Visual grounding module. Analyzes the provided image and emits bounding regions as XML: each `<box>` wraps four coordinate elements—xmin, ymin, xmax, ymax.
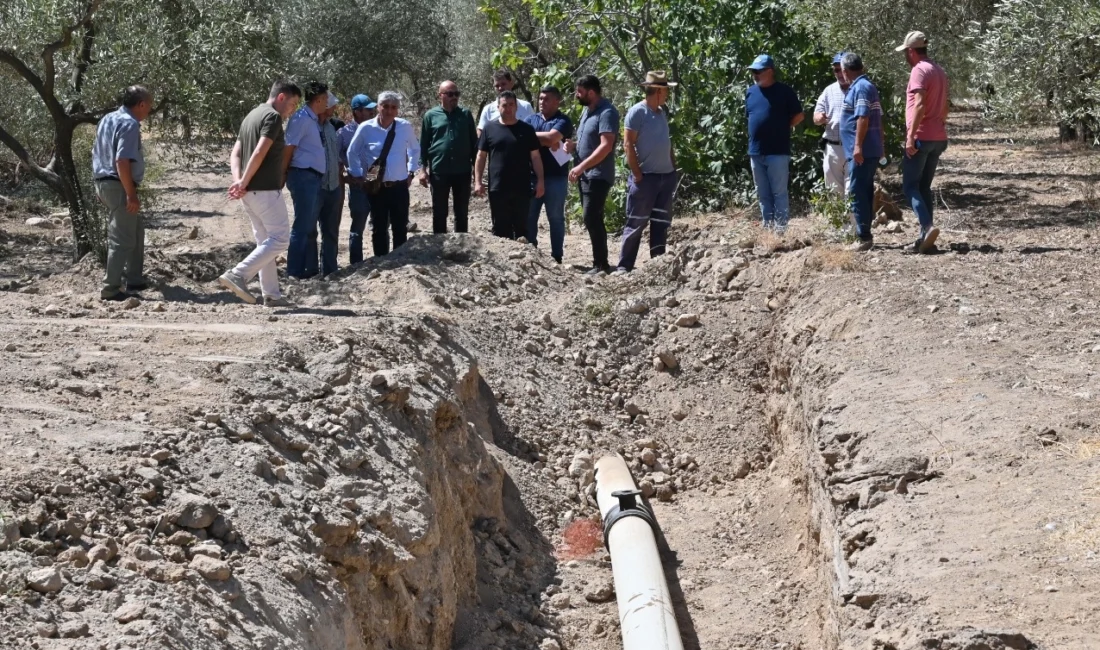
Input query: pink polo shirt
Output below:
<box><xmin>906</xmin><ymin>59</ymin><xmax>949</xmax><ymax>141</ymax></box>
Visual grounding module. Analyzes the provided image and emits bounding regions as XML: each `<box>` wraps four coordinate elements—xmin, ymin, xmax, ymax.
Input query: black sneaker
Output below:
<box><xmin>126</xmin><ymin>282</ymin><xmax>149</xmax><ymax>292</ymax></box>
<box><xmin>918</xmin><ymin>227</ymin><xmax>940</xmax><ymax>254</ymax></box>
<box><xmin>102</xmin><ymin>291</ymin><xmax>132</xmax><ymax>302</ymax></box>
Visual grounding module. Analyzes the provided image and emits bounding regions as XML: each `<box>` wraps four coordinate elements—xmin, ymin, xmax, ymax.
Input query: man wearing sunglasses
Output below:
<box><xmin>419</xmin><ymin>81</ymin><xmax>478</xmax><ymax>234</ymax></box>
<box><xmin>745</xmin><ymin>54</ymin><xmax>804</xmax><ymax>234</ymax></box>
<box><xmin>813</xmin><ymin>53</ymin><xmax>851</xmax><ymax>196</ymax></box>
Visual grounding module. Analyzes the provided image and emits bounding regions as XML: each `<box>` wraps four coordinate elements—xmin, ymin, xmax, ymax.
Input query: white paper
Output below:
<box><xmin>550</xmin><ymin>144</ymin><xmax>572</xmax><ymax>167</ymax></box>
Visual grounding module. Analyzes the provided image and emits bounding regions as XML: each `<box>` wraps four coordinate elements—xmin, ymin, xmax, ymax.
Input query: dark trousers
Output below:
<box><xmin>309</xmin><ymin>186</ymin><xmax>343</xmax><ymax>276</ymax></box>
<box><xmin>847</xmin><ymin>158</ymin><xmax>878</xmax><ymax>241</ymax></box>
<box><xmin>370</xmin><ymin>183</ymin><xmax>410</xmax><ymax>256</ymax></box>
<box><xmin>348</xmin><ymin>185</ymin><xmax>371</xmax><ymax>264</ymax></box>
<box><xmin>286</xmin><ymin>167</ymin><xmax>322</xmax><ymax>278</ymax></box>
<box><xmin>430</xmin><ymin>172</ymin><xmax>472</xmax><ymax>234</ymax></box>
<box><xmin>488</xmin><ymin>190</ymin><xmax>530</xmax><ymax>240</ymax></box>
<box><xmin>579</xmin><ymin>177</ymin><xmax>611</xmax><ymax>270</ymax></box>
<box><xmin>618</xmin><ymin>172</ymin><xmax>676</xmax><ymax>271</ymax></box>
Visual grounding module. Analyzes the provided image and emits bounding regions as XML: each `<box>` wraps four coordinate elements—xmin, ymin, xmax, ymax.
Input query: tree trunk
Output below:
<box><xmin>1059</xmin><ymin>118</ymin><xmax>1098</xmax><ymax>146</ymax></box>
<box><xmin>54</xmin><ymin>120</ymin><xmax>97</xmax><ymax>262</ymax></box>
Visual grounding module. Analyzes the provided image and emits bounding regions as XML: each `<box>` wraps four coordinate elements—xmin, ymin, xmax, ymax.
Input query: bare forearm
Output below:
<box><xmin>531</xmin><ymin>154</ymin><xmax>544</xmax><ymax>183</ymax></box>
<box><xmin>474</xmin><ymin>151</ymin><xmax>487</xmax><ymax>184</ymax></box>
<box><xmin>230</xmin><ymin>141</ymin><xmax>243</xmax><ymax>181</ymax></box>
<box><xmin>116</xmin><ymin>159</ymin><xmax>137</xmax><ymax>197</ymax></box>
<box><xmin>855</xmin><ymin>117</ymin><xmax>869</xmax><ymax>148</ymax></box>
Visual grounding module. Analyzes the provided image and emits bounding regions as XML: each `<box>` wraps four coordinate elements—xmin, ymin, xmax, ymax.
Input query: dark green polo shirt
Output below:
<box><xmin>419</xmin><ymin>106</ymin><xmax>477</xmax><ymax>176</ymax></box>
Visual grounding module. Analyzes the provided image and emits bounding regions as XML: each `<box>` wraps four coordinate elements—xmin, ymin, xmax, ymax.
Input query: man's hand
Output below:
<box><xmin>418</xmin><ymin>170</ymin><xmax>430</xmax><ymax>187</ymax></box>
<box><xmin>631</xmin><ymin>169</ymin><xmax>643</xmax><ymax>184</ymax></box>
<box><xmin>905</xmin><ymin>138</ymin><xmax>918</xmax><ymax>157</ymax></box>
<box><xmin>853</xmin><ymin>146</ymin><xmax>864</xmax><ymax>165</ymax></box>
<box><xmin>406</xmin><ymin>174</ymin><xmax>414</xmax><ymax>187</ymax></box>
<box><xmin>568</xmin><ymin>166</ymin><xmax>584</xmax><ymax>183</ymax></box>
<box><xmin>125</xmin><ymin>193</ymin><xmax>140</xmax><ymax>214</ymax></box>
<box><xmin>228</xmin><ymin>181</ymin><xmax>245</xmax><ymax>200</ymax></box>
<box><xmin>535</xmin><ymin>180</ymin><xmax>545</xmax><ymax>199</ymax></box>
<box><xmin>563</xmin><ymin>139</ymin><xmax>575</xmax><ymax>154</ymax></box>
<box><xmin>474</xmin><ymin>182</ymin><xmax>486</xmax><ymax>197</ymax></box>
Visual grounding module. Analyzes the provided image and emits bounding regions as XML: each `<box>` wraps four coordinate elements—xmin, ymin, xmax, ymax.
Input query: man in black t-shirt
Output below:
<box><xmin>475</xmin><ymin>91</ymin><xmax>545</xmax><ymax>240</ymax></box>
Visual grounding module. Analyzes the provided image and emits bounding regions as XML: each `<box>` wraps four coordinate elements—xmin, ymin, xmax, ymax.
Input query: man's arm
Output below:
<box><xmin>790</xmin><ymin>112</ymin><xmax>805</xmax><ymax>128</ymax></box>
<box><xmin>405</xmin><ymin>122</ymin><xmax>421</xmax><ymax>186</ymax></box>
<box><xmin>569</xmin><ymin>132</ymin><xmax>615</xmax><ymax>183</ymax></box>
<box><xmin>229</xmin><ymin>137</ymin><xmax>274</xmax><ymax>199</ymax></box>
<box><xmin>534</xmin><ymin>129</ymin><xmax>564</xmax><ymax>149</ymax></box>
<box><xmin>467</xmin><ymin>111</ymin><xmax>478</xmax><ymax>167</ymax></box>
<box><xmin>624</xmin><ymin>129</ymin><xmax>643</xmax><ymax>182</ymax></box>
<box><xmin>418</xmin><ymin>114</ymin><xmax>432</xmax><ymax>184</ymax></box>
<box><xmin>853</xmin><ymin>116</ymin><xmax>869</xmax><ymax>164</ymax></box>
<box><xmin>474</xmin><ymin>150</ymin><xmax>488</xmax><ymax>196</ymax></box>
<box><xmin>116</xmin><ymin>158</ymin><xmax>140</xmax><ymax>214</ymax></box>
<box><xmin>346</xmin><ymin>124</ymin><xmax>367</xmax><ymax>178</ymax></box>
<box><xmin>281</xmin><ymin>146</ymin><xmax>295</xmax><ymax>183</ymax></box>
<box><xmin>906</xmin><ymin>89</ymin><xmax>926</xmax><ymax>155</ymax></box>
<box><xmin>813</xmin><ymin>91</ymin><xmax>829</xmax><ymax>126</ymax></box>
<box><xmin>230</xmin><ymin>140</ymin><xmax>243</xmax><ymax>182</ymax></box>
<box><xmin>530</xmin><ymin>150</ymin><xmax>545</xmax><ymax>198</ymax></box>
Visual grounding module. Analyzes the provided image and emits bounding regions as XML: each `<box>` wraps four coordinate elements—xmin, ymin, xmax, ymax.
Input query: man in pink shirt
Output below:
<box><xmin>897</xmin><ymin>30</ymin><xmax>949</xmax><ymax>253</ymax></box>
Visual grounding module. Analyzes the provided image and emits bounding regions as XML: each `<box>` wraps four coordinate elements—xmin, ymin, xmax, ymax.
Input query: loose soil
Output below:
<box><xmin>0</xmin><ymin>111</ymin><xmax>1096</xmax><ymax>650</ymax></box>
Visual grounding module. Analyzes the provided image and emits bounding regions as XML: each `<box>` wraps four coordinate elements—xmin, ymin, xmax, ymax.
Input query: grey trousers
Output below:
<box><xmin>95</xmin><ymin>180</ymin><xmax>144</xmax><ymax>296</ymax></box>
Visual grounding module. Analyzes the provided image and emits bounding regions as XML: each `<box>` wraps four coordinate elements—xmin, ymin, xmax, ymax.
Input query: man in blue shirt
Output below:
<box><xmin>92</xmin><ymin>85</ymin><xmax>153</xmax><ymax>300</ymax></box>
<box><xmin>567</xmin><ymin>75</ymin><xmax>619</xmax><ymax>274</ymax></box>
<box><xmin>839</xmin><ymin>53</ymin><xmax>885</xmax><ymax>251</ymax></box>
<box><xmin>282</xmin><ymin>81</ymin><xmax>328</xmax><ymax>278</ymax></box>
<box><xmin>617</xmin><ymin>70</ymin><xmax>678</xmax><ymax>274</ymax></box>
<box><xmin>745</xmin><ymin>54</ymin><xmax>804</xmax><ymax>234</ymax></box>
<box><xmin>524</xmin><ymin>86</ymin><xmax>573</xmax><ymax>263</ymax></box>
<box><xmin>339</xmin><ymin>94</ymin><xmax>377</xmax><ymax>265</ymax></box>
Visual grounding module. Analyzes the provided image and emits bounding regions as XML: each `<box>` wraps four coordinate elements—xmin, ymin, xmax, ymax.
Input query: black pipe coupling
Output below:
<box><xmin>601</xmin><ymin>488</ymin><xmax>657</xmax><ymax>551</ymax></box>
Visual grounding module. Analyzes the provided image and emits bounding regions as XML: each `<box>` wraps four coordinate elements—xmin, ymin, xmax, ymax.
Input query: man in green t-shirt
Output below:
<box><xmin>219</xmin><ymin>80</ymin><xmax>301</xmax><ymax>307</ymax></box>
<box><xmin>417</xmin><ymin>80</ymin><xmax>477</xmax><ymax>234</ymax></box>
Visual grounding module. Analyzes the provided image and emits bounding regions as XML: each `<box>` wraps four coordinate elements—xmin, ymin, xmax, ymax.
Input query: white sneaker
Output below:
<box><xmin>218</xmin><ymin>271</ymin><xmax>256</xmax><ymax>304</ymax></box>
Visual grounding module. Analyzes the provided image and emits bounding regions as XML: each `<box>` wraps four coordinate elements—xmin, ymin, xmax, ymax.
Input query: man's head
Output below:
<box><xmin>438</xmin><ymin>80</ymin><xmax>461</xmax><ymax>110</ymax></box>
<box><xmin>574</xmin><ymin>75</ymin><xmax>601</xmax><ymax>107</ymax></box>
<box><xmin>640</xmin><ymin>71</ymin><xmax>675</xmax><ymax>105</ymax></box>
<box><xmin>350</xmin><ymin>94</ymin><xmax>377</xmax><ymax>122</ymax></box>
<box><xmin>492</xmin><ymin>69</ymin><xmax>515</xmax><ymax>93</ymax></box>
<box><xmin>497</xmin><ymin>90</ymin><xmax>518</xmax><ymax>122</ymax></box>
<box><xmin>303</xmin><ymin>81</ymin><xmax>329</xmax><ymax>113</ymax></box>
<box><xmin>832</xmin><ymin>52</ymin><xmax>848</xmax><ymax>86</ymax></box>
<box><xmin>318</xmin><ymin>91</ymin><xmax>339</xmax><ymax>121</ymax></box>
<box><xmin>268</xmin><ymin>80</ymin><xmax>302</xmax><ymax>118</ymax></box>
<box><xmin>121</xmin><ymin>85</ymin><xmax>153</xmax><ymax>121</ymax></box>
<box><xmin>840</xmin><ymin>53</ymin><xmax>864</xmax><ymax>85</ymax></box>
<box><xmin>895</xmin><ymin>31</ymin><xmax>929</xmax><ymax>67</ymax></box>
<box><xmin>538</xmin><ymin>86</ymin><xmax>561</xmax><ymax>116</ymax></box>
<box><xmin>376</xmin><ymin>91</ymin><xmax>401</xmax><ymax>123</ymax></box>
<box><xmin>748</xmin><ymin>54</ymin><xmax>776</xmax><ymax>87</ymax></box>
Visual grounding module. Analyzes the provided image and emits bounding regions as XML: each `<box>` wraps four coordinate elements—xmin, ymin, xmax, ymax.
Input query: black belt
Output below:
<box><xmin>94</xmin><ymin>176</ymin><xmax>120</xmax><ymax>182</ymax></box>
<box><xmin>824</xmin><ymin>139</ymin><xmax>841</xmax><ymax>146</ymax></box>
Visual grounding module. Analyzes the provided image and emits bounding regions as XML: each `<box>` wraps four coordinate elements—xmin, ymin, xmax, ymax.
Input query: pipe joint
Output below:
<box><xmin>602</xmin><ymin>488</ymin><xmax>656</xmax><ymax>550</ymax></box>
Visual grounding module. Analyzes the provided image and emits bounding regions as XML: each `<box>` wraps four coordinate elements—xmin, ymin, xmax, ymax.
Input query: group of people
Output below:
<box><xmin>89</xmin><ymin>29</ymin><xmax>948</xmax><ymax>304</ymax></box>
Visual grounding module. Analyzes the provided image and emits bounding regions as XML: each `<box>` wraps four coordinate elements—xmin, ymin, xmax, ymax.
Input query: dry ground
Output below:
<box><xmin>0</xmin><ymin>111</ymin><xmax>1096</xmax><ymax>650</ymax></box>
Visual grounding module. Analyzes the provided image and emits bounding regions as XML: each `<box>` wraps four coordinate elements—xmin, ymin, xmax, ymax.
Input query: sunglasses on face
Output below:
<box><xmin>442</xmin><ymin>91</ymin><xmax>461</xmax><ymax>98</ymax></box>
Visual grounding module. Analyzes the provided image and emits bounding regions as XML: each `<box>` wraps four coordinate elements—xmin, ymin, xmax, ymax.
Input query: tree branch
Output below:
<box><xmin>0</xmin><ymin>122</ymin><xmax>63</xmax><ymax>193</ymax></box>
<box><xmin>593</xmin><ymin>22</ymin><xmax>642</xmax><ymax>83</ymax></box>
<box><xmin>42</xmin><ymin>0</ymin><xmax>102</xmax><ymax>98</ymax></box>
<box><xmin>0</xmin><ymin>49</ymin><xmax>68</xmax><ymax>123</ymax></box>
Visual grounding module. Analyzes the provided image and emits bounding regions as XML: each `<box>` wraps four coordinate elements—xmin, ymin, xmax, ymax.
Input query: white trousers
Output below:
<box><xmin>824</xmin><ymin>143</ymin><xmax>847</xmax><ymax>196</ymax></box>
<box><xmin>233</xmin><ymin>190</ymin><xmax>290</xmax><ymax>298</ymax></box>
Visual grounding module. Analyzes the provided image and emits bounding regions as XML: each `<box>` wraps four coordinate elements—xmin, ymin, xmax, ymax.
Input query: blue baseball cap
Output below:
<box><xmin>748</xmin><ymin>54</ymin><xmax>775</xmax><ymax>71</ymax></box>
<box><xmin>832</xmin><ymin>52</ymin><xmax>847</xmax><ymax>65</ymax></box>
<box><xmin>351</xmin><ymin>94</ymin><xmax>377</xmax><ymax>110</ymax></box>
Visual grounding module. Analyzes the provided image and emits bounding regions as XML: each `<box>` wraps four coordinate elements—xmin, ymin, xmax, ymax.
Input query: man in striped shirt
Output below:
<box><xmin>839</xmin><ymin>53</ymin><xmax>884</xmax><ymax>251</ymax></box>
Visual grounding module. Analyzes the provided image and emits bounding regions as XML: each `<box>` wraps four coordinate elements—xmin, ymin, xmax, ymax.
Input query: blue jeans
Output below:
<box><xmin>314</xmin><ymin>186</ymin><xmax>344</xmax><ymax>276</ymax></box>
<box><xmin>528</xmin><ymin>175</ymin><xmax>568</xmax><ymax>260</ymax></box>
<box><xmin>902</xmin><ymin>140</ymin><xmax>948</xmax><ymax>230</ymax></box>
<box><xmin>847</xmin><ymin>158</ymin><xmax>878</xmax><ymax>241</ymax></box>
<box><xmin>286</xmin><ymin>167</ymin><xmax>323</xmax><ymax>278</ymax></box>
<box><xmin>749</xmin><ymin>155</ymin><xmax>791</xmax><ymax>231</ymax></box>
<box><xmin>348</xmin><ymin>185</ymin><xmax>371</xmax><ymax>265</ymax></box>
<box><xmin>618</xmin><ymin>172</ymin><xmax>677</xmax><ymax>271</ymax></box>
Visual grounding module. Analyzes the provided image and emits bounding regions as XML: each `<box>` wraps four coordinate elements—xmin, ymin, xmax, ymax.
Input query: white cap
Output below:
<box><xmin>326</xmin><ymin>91</ymin><xmax>339</xmax><ymax>109</ymax></box>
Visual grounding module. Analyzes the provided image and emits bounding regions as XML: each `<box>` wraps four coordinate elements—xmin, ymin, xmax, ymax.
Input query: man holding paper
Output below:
<box><xmin>523</xmin><ymin>85</ymin><xmax>574</xmax><ymax>263</ymax></box>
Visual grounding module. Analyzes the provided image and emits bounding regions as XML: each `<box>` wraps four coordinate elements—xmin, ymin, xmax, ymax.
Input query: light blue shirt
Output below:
<box><xmin>624</xmin><ymin>101</ymin><xmax>674</xmax><ymax>175</ymax></box>
<box><xmin>338</xmin><ymin>119</ymin><xmax>362</xmax><ymax>166</ymax></box>
<box><xmin>347</xmin><ymin>117</ymin><xmax>421</xmax><ymax>182</ymax></box>
<box><xmin>285</xmin><ymin>105</ymin><xmax>326</xmax><ymax>174</ymax></box>
<box><xmin>92</xmin><ymin>106</ymin><xmax>144</xmax><ymax>184</ymax></box>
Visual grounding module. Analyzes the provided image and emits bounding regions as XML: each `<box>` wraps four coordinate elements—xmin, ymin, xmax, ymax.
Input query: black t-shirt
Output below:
<box><xmin>478</xmin><ymin>120</ymin><xmax>540</xmax><ymax>194</ymax></box>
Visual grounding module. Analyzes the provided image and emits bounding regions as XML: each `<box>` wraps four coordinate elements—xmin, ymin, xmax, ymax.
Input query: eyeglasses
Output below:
<box><xmin>442</xmin><ymin>91</ymin><xmax>461</xmax><ymax>98</ymax></box>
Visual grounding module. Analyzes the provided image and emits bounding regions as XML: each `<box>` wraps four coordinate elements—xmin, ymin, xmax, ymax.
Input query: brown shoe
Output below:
<box><xmin>847</xmin><ymin>239</ymin><xmax>874</xmax><ymax>252</ymax></box>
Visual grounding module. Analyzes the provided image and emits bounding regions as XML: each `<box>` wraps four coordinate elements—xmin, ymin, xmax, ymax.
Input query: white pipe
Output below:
<box><xmin>594</xmin><ymin>455</ymin><xmax>685</xmax><ymax>650</ymax></box>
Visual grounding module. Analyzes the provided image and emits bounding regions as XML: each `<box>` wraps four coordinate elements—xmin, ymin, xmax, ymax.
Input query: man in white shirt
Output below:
<box><xmin>813</xmin><ymin>53</ymin><xmax>850</xmax><ymax>195</ymax></box>
<box><xmin>809</xmin><ymin>52</ymin><xmax>849</xmax><ymax>195</ymax></box>
<box><xmin>347</xmin><ymin>91</ymin><xmax>421</xmax><ymax>257</ymax></box>
<box><xmin>477</xmin><ymin>69</ymin><xmax>534</xmax><ymax>137</ymax></box>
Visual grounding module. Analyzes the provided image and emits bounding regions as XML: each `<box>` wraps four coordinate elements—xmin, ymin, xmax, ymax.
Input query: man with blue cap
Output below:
<box><xmin>745</xmin><ymin>54</ymin><xmax>804</xmax><ymax>234</ymax></box>
<box><xmin>814</xmin><ymin>53</ymin><xmax>851</xmax><ymax>195</ymax></box>
<box><xmin>339</xmin><ymin>93</ymin><xmax>378</xmax><ymax>264</ymax></box>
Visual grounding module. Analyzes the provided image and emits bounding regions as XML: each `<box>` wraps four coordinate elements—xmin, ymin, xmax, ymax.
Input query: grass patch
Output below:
<box><xmin>806</xmin><ymin>245</ymin><xmax>868</xmax><ymax>272</ymax></box>
<box><xmin>580</xmin><ymin>298</ymin><xmax>612</xmax><ymax>323</ymax></box>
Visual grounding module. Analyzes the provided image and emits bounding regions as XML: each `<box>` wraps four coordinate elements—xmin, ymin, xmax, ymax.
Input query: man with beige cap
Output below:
<box><xmin>896</xmin><ymin>30</ymin><xmax>949</xmax><ymax>253</ymax></box>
